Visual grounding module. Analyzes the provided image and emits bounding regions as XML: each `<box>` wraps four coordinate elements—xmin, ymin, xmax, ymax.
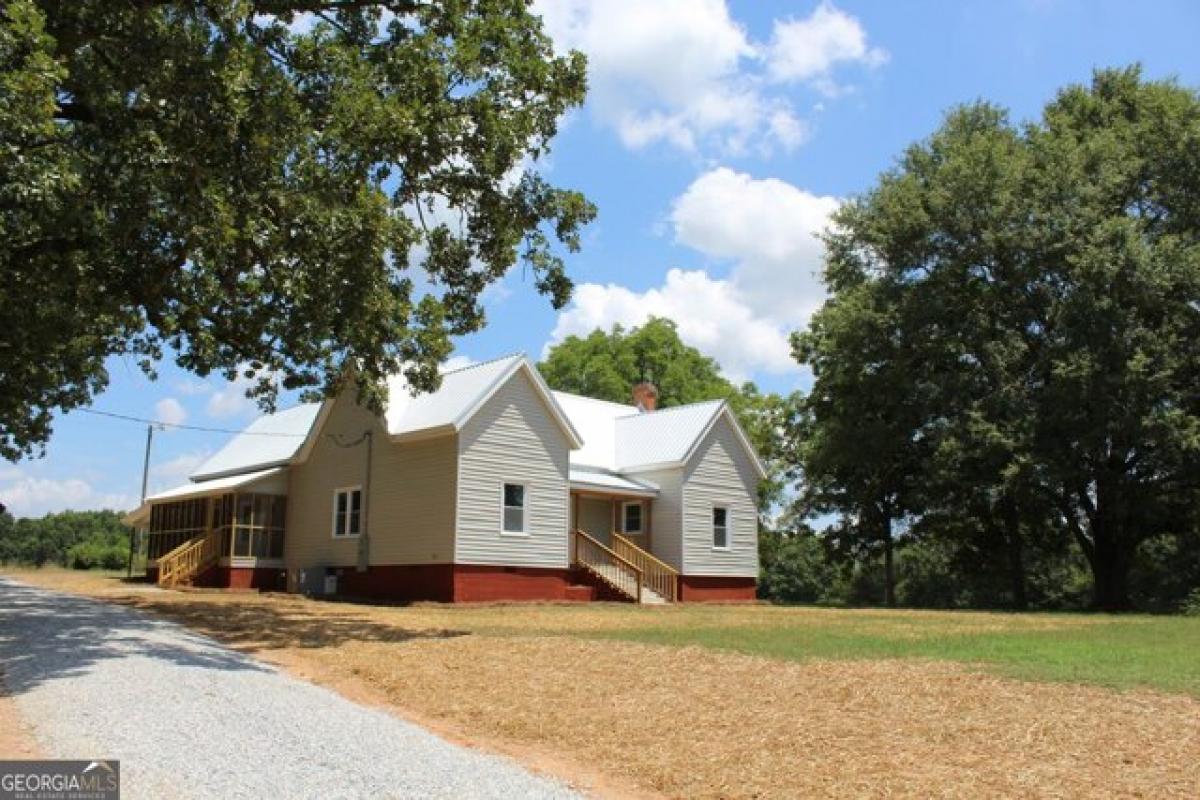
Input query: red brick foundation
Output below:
<box><xmin>678</xmin><ymin>575</ymin><xmax>757</xmax><ymax>602</ymax></box>
<box><xmin>330</xmin><ymin>564</ymin><xmax>455</xmax><ymax>603</ymax></box>
<box><xmin>452</xmin><ymin>564</ymin><xmax>571</xmax><ymax>602</ymax></box>
<box><xmin>144</xmin><ymin>564</ymin><xmax>286</xmax><ymax>591</ymax></box>
<box><xmin>195</xmin><ymin>566</ymin><xmax>287</xmax><ymax>591</ymax></box>
<box><xmin>322</xmin><ymin>563</ymin><xmax>572</xmax><ymax>603</ymax></box>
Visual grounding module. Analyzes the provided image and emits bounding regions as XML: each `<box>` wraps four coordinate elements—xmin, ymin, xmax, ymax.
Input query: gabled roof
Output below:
<box><xmin>191</xmin><ymin>354</ymin><xmax>581</xmax><ymax>482</ymax></box>
<box><xmin>383</xmin><ymin>355</ymin><xmax>582</xmax><ymax>447</ymax></box>
<box><xmin>552</xmin><ymin>391</ymin><xmax>767</xmax><ymax>479</ymax></box>
<box><xmin>615</xmin><ymin>400</ymin><xmax>725</xmax><ymax>470</ymax></box>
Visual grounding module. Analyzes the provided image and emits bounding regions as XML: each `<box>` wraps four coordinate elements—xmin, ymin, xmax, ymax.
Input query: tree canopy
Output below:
<box><xmin>538</xmin><ymin>318</ymin><xmax>734</xmax><ymax>408</ymax></box>
<box><xmin>0</xmin><ymin>509</ymin><xmax>130</xmax><ymax>569</ymax></box>
<box><xmin>791</xmin><ymin>67</ymin><xmax>1200</xmax><ymax>610</ymax></box>
<box><xmin>0</xmin><ymin>0</ymin><xmax>594</xmax><ymax>459</ymax></box>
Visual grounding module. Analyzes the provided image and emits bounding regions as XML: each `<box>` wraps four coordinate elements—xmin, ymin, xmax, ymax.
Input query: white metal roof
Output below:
<box><xmin>553</xmin><ymin>392</ymin><xmax>766</xmax><ymax>480</ymax></box>
<box><xmin>568</xmin><ymin>466</ymin><xmax>659</xmax><ymax>497</ymax></box>
<box><xmin>551</xmin><ymin>392</ymin><xmax>632</xmax><ymax>469</ymax></box>
<box><xmin>191</xmin><ymin>355</ymin><xmax>582</xmax><ymax>481</ymax></box>
<box><xmin>614</xmin><ymin>400</ymin><xmax>725</xmax><ymax>470</ymax></box>
<box><xmin>384</xmin><ymin>355</ymin><xmax>581</xmax><ymax>447</ymax></box>
<box><xmin>384</xmin><ymin>355</ymin><xmax>515</xmax><ymax>435</ymax></box>
<box><xmin>191</xmin><ymin>404</ymin><xmax>320</xmax><ymax>481</ymax></box>
<box><xmin>122</xmin><ymin>467</ymin><xmax>288</xmax><ymax>526</ymax></box>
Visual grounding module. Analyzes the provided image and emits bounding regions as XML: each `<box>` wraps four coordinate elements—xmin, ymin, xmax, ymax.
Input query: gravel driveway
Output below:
<box><xmin>0</xmin><ymin>578</ymin><xmax>582</xmax><ymax>800</ymax></box>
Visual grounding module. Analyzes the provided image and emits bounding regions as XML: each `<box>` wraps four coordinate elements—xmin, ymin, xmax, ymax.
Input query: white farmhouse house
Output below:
<box><xmin>124</xmin><ymin>354</ymin><xmax>764</xmax><ymax>603</ymax></box>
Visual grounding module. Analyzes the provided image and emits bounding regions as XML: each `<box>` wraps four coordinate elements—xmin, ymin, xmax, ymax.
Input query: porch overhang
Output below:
<box><xmin>122</xmin><ymin>466</ymin><xmax>288</xmax><ymax>527</ymax></box>
<box><xmin>568</xmin><ymin>466</ymin><xmax>658</xmax><ymax>498</ymax></box>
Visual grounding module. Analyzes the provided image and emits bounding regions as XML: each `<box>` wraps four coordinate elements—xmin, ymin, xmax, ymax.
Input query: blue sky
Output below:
<box><xmin>5</xmin><ymin>0</ymin><xmax>1200</xmax><ymax>517</ymax></box>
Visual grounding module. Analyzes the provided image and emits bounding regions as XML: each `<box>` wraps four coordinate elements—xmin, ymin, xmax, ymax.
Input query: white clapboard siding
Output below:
<box><xmin>455</xmin><ymin>370</ymin><xmax>571</xmax><ymax>568</ymax></box>
<box><xmin>573</xmin><ymin>496</ymin><xmax>613</xmax><ymax>544</ymax></box>
<box><xmin>680</xmin><ymin>416</ymin><xmax>759</xmax><ymax>577</ymax></box>
<box><xmin>285</xmin><ymin>389</ymin><xmax>457</xmax><ymax>571</ymax></box>
<box><xmin>635</xmin><ymin>467</ymin><xmax>685</xmax><ymax>572</ymax></box>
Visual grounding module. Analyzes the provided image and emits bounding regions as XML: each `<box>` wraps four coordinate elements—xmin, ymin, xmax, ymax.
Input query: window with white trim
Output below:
<box><xmin>332</xmin><ymin>487</ymin><xmax>362</xmax><ymax>538</ymax></box>
<box><xmin>712</xmin><ymin>506</ymin><xmax>729</xmax><ymax>549</ymax></box>
<box><xmin>502</xmin><ymin>483</ymin><xmax>526</xmax><ymax>533</ymax></box>
<box><xmin>622</xmin><ymin>501</ymin><xmax>643</xmax><ymax>534</ymax></box>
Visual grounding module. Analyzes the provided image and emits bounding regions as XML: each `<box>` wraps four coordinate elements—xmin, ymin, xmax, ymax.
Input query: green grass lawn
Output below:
<box><xmin>587</xmin><ymin>608</ymin><xmax>1200</xmax><ymax>696</ymax></box>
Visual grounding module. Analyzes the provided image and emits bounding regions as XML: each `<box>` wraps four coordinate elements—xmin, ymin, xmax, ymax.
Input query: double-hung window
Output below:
<box><xmin>502</xmin><ymin>483</ymin><xmax>527</xmax><ymax>534</ymax></box>
<box><xmin>622</xmin><ymin>501</ymin><xmax>643</xmax><ymax>535</ymax></box>
<box><xmin>332</xmin><ymin>487</ymin><xmax>362</xmax><ymax>538</ymax></box>
<box><xmin>712</xmin><ymin>506</ymin><xmax>729</xmax><ymax>550</ymax></box>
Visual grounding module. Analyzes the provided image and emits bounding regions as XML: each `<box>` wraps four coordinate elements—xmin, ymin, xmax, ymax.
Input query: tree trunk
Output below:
<box><xmin>1090</xmin><ymin>527</ymin><xmax>1134</xmax><ymax>611</ymax></box>
<box><xmin>1087</xmin><ymin>475</ymin><xmax>1136</xmax><ymax>611</ymax></box>
<box><xmin>1000</xmin><ymin>493</ymin><xmax>1028</xmax><ymax>611</ymax></box>
<box><xmin>882</xmin><ymin>515</ymin><xmax>896</xmax><ymax>607</ymax></box>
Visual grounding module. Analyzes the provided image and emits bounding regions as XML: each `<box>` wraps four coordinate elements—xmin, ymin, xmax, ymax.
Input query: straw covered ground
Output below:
<box><xmin>6</xmin><ymin>568</ymin><xmax>1200</xmax><ymax>798</ymax></box>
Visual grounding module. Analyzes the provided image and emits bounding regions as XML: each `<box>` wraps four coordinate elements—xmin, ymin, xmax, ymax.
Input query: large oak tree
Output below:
<box><xmin>0</xmin><ymin>0</ymin><xmax>594</xmax><ymax>459</ymax></box>
<box><xmin>795</xmin><ymin>68</ymin><xmax>1200</xmax><ymax>610</ymax></box>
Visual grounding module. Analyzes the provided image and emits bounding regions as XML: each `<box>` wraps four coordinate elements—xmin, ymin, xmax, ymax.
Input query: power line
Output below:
<box><xmin>76</xmin><ymin>407</ymin><xmax>306</xmax><ymax>437</ymax></box>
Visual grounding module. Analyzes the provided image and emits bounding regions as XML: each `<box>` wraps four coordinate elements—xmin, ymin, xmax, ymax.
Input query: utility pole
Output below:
<box><xmin>127</xmin><ymin>424</ymin><xmax>154</xmax><ymax>578</ymax></box>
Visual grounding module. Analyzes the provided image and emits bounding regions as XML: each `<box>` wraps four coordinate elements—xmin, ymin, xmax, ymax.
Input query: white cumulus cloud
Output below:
<box><xmin>154</xmin><ymin>397</ymin><xmax>188</xmax><ymax>428</ymax></box>
<box><xmin>536</xmin><ymin>0</ymin><xmax>798</xmax><ymax>155</ymax></box>
<box><xmin>766</xmin><ymin>1</ymin><xmax>888</xmax><ymax>95</ymax></box>
<box><xmin>0</xmin><ymin>472</ymin><xmax>137</xmax><ymax>517</ymax></box>
<box><xmin>534</xmin><ymin>0</ymin><xmax>884</xmax><ymax>155</ymax></box>
<box><xmin>546</xmin><ymin>168</ymin><xmax>840</xmax><ymax>383</ymax></box>
<box><xmin>546</xmin><ymin>268</ymin><xmax>795</xmax><ymax>383</ymax></box>
<box><xmin>670</xmin><ymin>167</ymin><xmax>840</xmax><ymax>325</ymax></box>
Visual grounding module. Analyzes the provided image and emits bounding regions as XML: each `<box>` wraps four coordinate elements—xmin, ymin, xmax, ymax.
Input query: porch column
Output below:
<box><xmin>645</xmin><ymin>498</ymin><xmax>653</xmax><ymax>552</ymax></box>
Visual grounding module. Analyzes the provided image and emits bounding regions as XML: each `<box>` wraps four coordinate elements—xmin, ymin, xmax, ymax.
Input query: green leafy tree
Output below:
<box><xmin>797</xmin><ymin>67</ymin><xmax>1200</xmax><ymax>610</ymax></box>
<box><xmin>0</xmin><ymin>509</ymin><xmax>130</xmax><ymax>568</ymax></box>
<box><xmin>791</xmin><ymin>277</ymin><xmax>932</xmax><ymax>607</ymax></box>
<box><xmin>0</xmin><ymin>0</ymin><xmax>594</xmax><ymax>459</ymax></box>
<box><xmin>1022</xmin><ymin>69</ymin><xmax>1200</xmax><ymax>609</ymax></box>
<box><xmin>758</xmin><ymin>527</ymin><xmax>840</xmax><ymax>604</ymax></box>
<box><xmin>539</xmin><ymin>318</ymin><xmax>734</xmax><ymax>407</ymax></box>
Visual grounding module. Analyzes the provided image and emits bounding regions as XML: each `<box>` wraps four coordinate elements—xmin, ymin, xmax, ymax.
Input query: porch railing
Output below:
<box><xmin>157</xmin><ymin>529</ymin><xmax>222</xmax><ymax>587</ymax></box>
<box><xmin>612</xmin><ymin>532</ymin><xmax>678</xmax><ymax>602</ymax></box>
<box><xmin>573</xmin><ymin>529</ymin><xmax>642</xmax><ymax>602</ymax></box>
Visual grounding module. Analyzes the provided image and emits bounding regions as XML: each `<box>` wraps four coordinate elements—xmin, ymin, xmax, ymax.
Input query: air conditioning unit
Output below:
<box><xmin>296</xmin><ymin>566</ymin><xmax>331</xmax><ymax>596</ymax></box>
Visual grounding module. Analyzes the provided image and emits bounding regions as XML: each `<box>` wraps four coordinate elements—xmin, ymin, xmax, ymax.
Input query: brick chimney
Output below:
<box><xmin>632</xmin><ymin>382</ymin><xmax>659</xmax><ymax>412</ymax></box>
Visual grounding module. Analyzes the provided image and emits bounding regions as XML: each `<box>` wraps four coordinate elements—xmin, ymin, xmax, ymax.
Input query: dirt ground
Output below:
<box><xmin>0</xmin><ymin>660</ymin><xmax>41</xmax><ymax>759</ymax></box>
<box><xmin>6</xmin><ymin>570</ymin><xmax>1199</xmax><ymax>799</ymax></box>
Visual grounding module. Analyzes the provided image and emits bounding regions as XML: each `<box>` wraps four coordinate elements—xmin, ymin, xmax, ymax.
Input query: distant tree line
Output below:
<box><xmin>0</xmin><ymin>509</ymin><xmax>130</xmax><ymax>569</ymax></box>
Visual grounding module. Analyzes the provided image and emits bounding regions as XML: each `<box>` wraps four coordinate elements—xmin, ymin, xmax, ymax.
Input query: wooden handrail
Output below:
<box><xmin>612</xmin><ymin>532</ymin><xmax>678</xmax><ymax>602</ymax></box>
<box><xmin>572</xmin><ymin>529</ymin><xmax>643</xmax><ymax>602</ymax></box>
<box><xmin>157</xmin><ymin>529</ymin><xmax>221</xmax><ymax>588</ymax></box>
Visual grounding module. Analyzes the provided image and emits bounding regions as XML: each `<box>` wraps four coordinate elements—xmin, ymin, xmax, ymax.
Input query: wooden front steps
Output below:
<box><xmin>156</xmin><ymin>529</ymin><xmax>222</xmax><ymax>588</ymax></box>
<box><xmin>571</xmin><ymin>529</ymin><xmax>678</xmax><ymax>603</ymax></box>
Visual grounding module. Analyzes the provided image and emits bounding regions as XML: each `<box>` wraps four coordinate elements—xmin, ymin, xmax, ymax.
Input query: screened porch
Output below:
<box><xmin>144</xmin><ymin>491</ymin><xmax>286</xmax><ymax>564</ymax></box>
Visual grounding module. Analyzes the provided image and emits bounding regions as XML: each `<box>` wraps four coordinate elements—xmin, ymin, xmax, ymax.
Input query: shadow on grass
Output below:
<box><xmin>112</xmin><ymin>593</ymin><xmax>469</xmax><ymax>654</ymax></box>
